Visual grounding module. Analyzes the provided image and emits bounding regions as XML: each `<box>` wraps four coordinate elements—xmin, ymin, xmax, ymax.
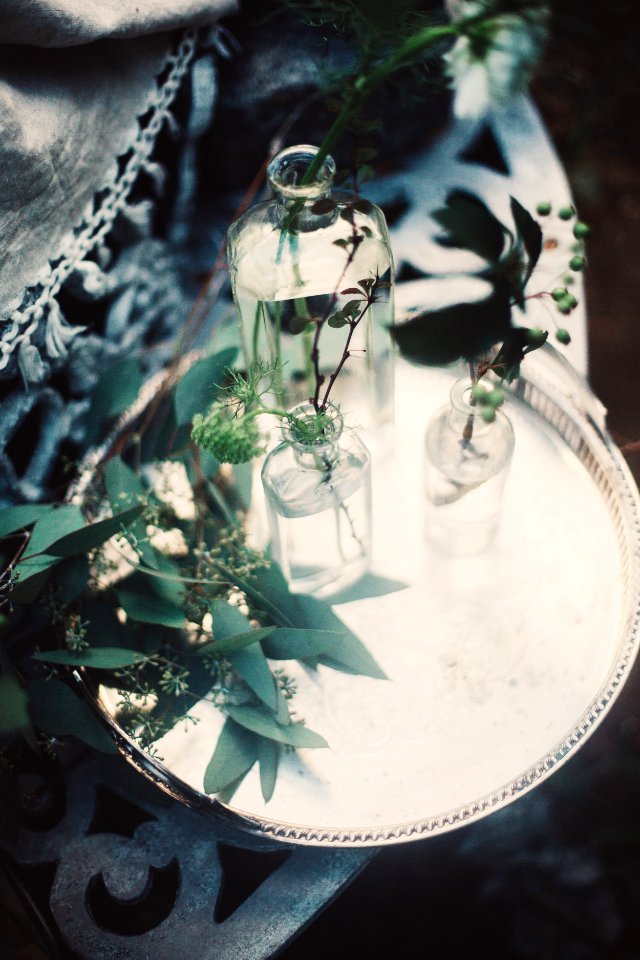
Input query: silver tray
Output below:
<box><xmin>74</xmin><ymin>348</ymin><xmax>640</xmax><ymax>847</ymax></box>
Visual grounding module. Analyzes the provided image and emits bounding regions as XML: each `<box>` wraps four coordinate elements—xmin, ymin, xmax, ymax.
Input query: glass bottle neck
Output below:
<box><xmin>284</xmin><ymin>401</ymin><xmax>343</xmax><ymax>469</ymax></box>
<box><xmin>447</xmin><ymin>380</ymin><xmax>495</xmax><ymax>438</ymax></box>
<box><xmin>267</xmin><ymin>144</ymin><xmax>336</xmax><ymax>230</ymax></box>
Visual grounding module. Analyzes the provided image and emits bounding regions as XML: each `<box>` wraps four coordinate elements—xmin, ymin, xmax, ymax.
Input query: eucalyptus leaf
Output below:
<box><xmin>0</xmin><ymin>504</ymin><xmax>54</xmax><ymax>539</ymax></box>
<box><xmin>227</xmin><ymin>570</ymin><xmax>296</xmax><ymax>628</ymax></box>
<box><xmin>209</xmin><ymin>598</ymin><xmax>252</xmax><ymax>637</ymax></box>
<box><xmin>45</xmin><ymin>505</ymin><xmax>145</xmax><ymax>558</ymax></box>
<box><xmin>12</xmin><ymin>555</ymin><xmax>59</xmax><ymax>602</ymax></box>
<box><xmin>198</xmin><ymin>627</ymin><xmax>275</xmax><ymax>655</ymax></box>
<box><xmin>174</xmin><ymin>347</ymin><xmax>238</xmax><ymax>426</ymax></box>
<box><xmin>55</xmin><ymin>554</ymin><xmax>90</xmax><ymax>604</ymax></box>
<box><xmin>261</xmin><ymin>628</ymin><xmax>344</xmax><ymax>660</ymax></box>
<box><xmin>84</xmin><ymin>357</ymin><xmax>143</xmax><ymax>447</ymax></box>
<box><xmin>231</xmin><ymin>461</ymin><xmax>253</xmax><ymax>510</ymax></box>
<box><xmin>226</xmin><ymin>705</ymin><xmax>328</xmax><ymax>748</ymax></box>
<box><xmin>293</xmin><ymin>596</ymin><xmax>387</xmax><ymax>680</ymax></box>
<box><xmin>258</xmin><ymin>738</ymin><xmax>281</xmax><ymax>803</ymax></box>
<box><xmin>103</xmin><ymin>456</ymin><xmax>158</xmax><ymax>569</ymax></box>
<box><xmin>32</xmin><ymin>647</ymin><xmax>146</xmax><ymax>669</ymax></box>
<box><xmin>241</xmin><ymin>563</ymin><xmax>299</xmax><ymax>627</ymax></box>
<box><xmin>330</xmin><ymin>573</ymin><xmax>408</xmax><ymax>604</ymax></box>
<box><xmin>28</xmin><ymin>678</ymin><xmax>117</xmax><ymax>753</ymax></box>
<box><xmin>226</xmin><ymin>644</ymin><xmax>280</xmax><ymax>713</ymax></box>
<box><xmin>83</xmin><ymin>601</ymin><xmax>152</xmax><ymax>653</ymax></box>
<box><xmin>24</xmin><ymin>504</ymin><xmax>85</xmax><ymax>557</ymax></box>
<box><xmin>203</xmin><ymin>717</ymin><xmax>259</xmax><ymax>794</ymax></box>
<box><xmin>0</xmin><ymin>675</ymin><xmax>31</xmax><ymax>733</ymax></box>
<box><xmin>117</xmin><ymin>589</ymin><xmax>185</xmax><ymax>628</ymax></box>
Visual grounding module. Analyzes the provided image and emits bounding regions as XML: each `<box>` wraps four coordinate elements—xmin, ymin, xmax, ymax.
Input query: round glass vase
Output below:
<box><xmin>226</xmin><ymin>144</ymin><xmax>395</xmax><ymax>447</ymax></box>
<box><xmin>424</xmin><ymin>380</ymin><xmax>515</xmax><ymax>556</ymax></box>
<box><xmin>261</xmin><ymin>402</ymin><xmax>372</xmax><ymax>597</ymax></box>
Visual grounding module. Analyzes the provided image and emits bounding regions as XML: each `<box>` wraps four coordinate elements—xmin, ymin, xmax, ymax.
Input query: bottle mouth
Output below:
<box><xmin>450</xmin><ymin>379</ymin><xmax>487</xmax><ymax>417</ymax></box>
<box><xmin>267</xmin><ymin>145</ymin><xmax>336</xmax><ymax>200</ymax></box>
<box><xmin>283</xmin><ymin>401</ymin><xmax>343</xmax><ymax>447</ymax></box>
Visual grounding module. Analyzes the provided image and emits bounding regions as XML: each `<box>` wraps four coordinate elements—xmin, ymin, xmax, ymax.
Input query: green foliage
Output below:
<box><xmin>28</xmin><ymin>678</ymin><xmax>118</xmax><ymax>754</ymax></box>
<box><xmin>0</xmin><ymin>675</ymin><xmax>30</xmax><ymax>734</ymax></box>
<box><xmin>173</xmin><ymin>348</ymin><xmax>238</xmax><ymax>426</ymax></box>
<box><xmin>83</xmin><ymin>357</ymin><xmax>144</xmax><ymax>448</ymax></box>
<box><xmin>33</xmin><ymin>648</ymin><xmax>146</xmax><ymax>669</ymax></box>
<box><xmin>392</xmin><ymin>188</ymin><xmax>582</xmax><ymax>377</ymax></box>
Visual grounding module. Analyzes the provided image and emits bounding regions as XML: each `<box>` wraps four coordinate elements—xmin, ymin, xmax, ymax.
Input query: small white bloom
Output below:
<box><xmin>144</xmin><ymin>461</ymin><xmax>196</xmax><ymax>520</ymax></box>
<box><xmin>147</xmin><ymin>525</ymin><xmax>189</xmax><ymax>556</ymax></box>
<box><xmin>444</xmin><ymin>2</ymin><xmax>549</xmax><ymax>119</ymax></box>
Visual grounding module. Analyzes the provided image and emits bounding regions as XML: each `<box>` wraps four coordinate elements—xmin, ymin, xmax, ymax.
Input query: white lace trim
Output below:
<box><xmin>0</xmin><ymin>28</ymin><xmax>199</xmax><ymax>379</ymax></box>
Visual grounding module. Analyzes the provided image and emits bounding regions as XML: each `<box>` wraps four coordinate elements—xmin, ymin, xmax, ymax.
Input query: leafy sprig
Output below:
<box><xmin>392</xmin><ymin>190</ymin><xmax>587</xmax><ymax>382</ymax></box>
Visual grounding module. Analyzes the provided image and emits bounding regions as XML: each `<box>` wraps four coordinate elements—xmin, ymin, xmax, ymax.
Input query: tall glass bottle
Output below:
<box><xmin>424</xmin><ymin>380</ymin><xmax>515</xmax><ymax>556</ymax></box>
<box><xmin>261</xmin><ymin>402</ymin><xmax>372</xmax><ymax>597</ymax></box>
<box><xmin>226</xmin><ymin>145</ymin><xmax>395</xmax><ymax>447</ymax></box>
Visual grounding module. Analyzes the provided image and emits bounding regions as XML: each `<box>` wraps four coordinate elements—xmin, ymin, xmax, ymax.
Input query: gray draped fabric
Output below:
<box><xmin>0</xmin><ymin>0</ymin><xmax>238</xmax><ymax>503</ymax></box>
<box><xmin>0</xmin><ymin>0</ymin><xmax>237</xmax><ymax>321</ymax></box>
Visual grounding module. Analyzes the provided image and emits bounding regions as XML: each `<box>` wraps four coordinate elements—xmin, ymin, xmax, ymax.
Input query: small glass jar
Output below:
<box><xmin>226</xmin><ymin>144</ymin><xmax>394</xmax><ymax>446</ymax></box>
<box><xmin>424</xmin><ymin>380</ymin><xmax>515</xmax><ymax>556</ymax></box>
<box><xmin>261</xmin><ymin>402</ymin><xmax>372</xmax><ymax>597</ymax></box>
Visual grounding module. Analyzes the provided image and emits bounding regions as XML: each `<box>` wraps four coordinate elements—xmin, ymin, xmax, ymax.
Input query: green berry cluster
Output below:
<box><xmin>535</xmin><ymin>201</ymin><xmax>590</xmax><ymax>346</ymax></box>
<box><xmin>471</xmin><ymin>383</ymin><xmax>505</xmax><ymax>423</ymax></box>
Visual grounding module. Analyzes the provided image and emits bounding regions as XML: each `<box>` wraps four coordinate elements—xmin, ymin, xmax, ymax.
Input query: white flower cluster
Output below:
<box><xmin>144</xmin><ymin>460</ymin><xmax>196</xmax><ymax>521</ymax></box>
<box><xmin>444</xmin><ymin>1</ymin><xmax>549</xmax><ymax>119</ymax></box>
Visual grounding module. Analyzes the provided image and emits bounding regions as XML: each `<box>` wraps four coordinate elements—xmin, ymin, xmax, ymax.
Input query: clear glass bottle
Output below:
<box><xmin>261</xmin><ymin>402</ymin><xmax>372</xmax><ymax>597</ymax></box>
<box><xmin>226</xmin><ymin>144</ymin><xmax>394</xmax><ymax>447</ymax></box>
<box><xmin>424</xmin><ymin>380</ymin><xmax>515</xmax><ymax>556</ymax></box>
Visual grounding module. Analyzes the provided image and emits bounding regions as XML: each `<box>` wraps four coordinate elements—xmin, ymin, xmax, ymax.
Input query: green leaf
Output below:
<box><xmin>0</xmin><ymin>504</ymin><xmax>54</xmax><ymax>539</ymax></box>
<box><xmin>231</xmin><ymin>461</ymin><xmax>253</xmax><ymax>511</ymax></box>
<box><xmin>198</xmin><ymin>627</ymin><xmax>275</xmax><ymax>655</ymax></box>
<box><xmin>28</xmin><ymin>678</ymin><xmax>117</xmax><ymax>753</ymax></box>
<box><xmin>510</xmin><ymin>196</ymin><xmax>543</xmax><ymax>285</ymax></box>
<box><xmin>174</xmin><ymin>348</ymin><xmax>238</xmax><ymax>426</ymax></box>
<box><xmin>289</xmin><ymin>312</ymin><xmax>314</xmax><ymax>335</ymax></box>
<box><xmin>84</xmin><ymin>357</ymin><xmax>143</xmax><ymax>447</ymax></box>
<box><xmin>103</xmin><ymin>456</ymin><xmax>158</xmax><ymax>569</ymax></box>
<box><xmin>391</xmin><ymin>292</ymin><xmax>513</xmax><ymax>366</ymax></box>
<box><xmin>0</xmin><ymin>675</ymin><xmax>31</xmax><ymax>733</ymax></box>
<box><xmin>258</xmin><ymin>738</ymin><xmax>281</xmax><ymax>803</ymax></box>
<box><xmin>12</xmin><ymin>554</ymin><xmax>59</xmax><ymax>602</ymax></box>
<box><xmin>209</xmin><ymin>598</ymin><xmax>251</xmax><ymax>636</ymax></box>
<box><xmin>25</xmin><ymin>504</ymin><xmax>85</xmax><ymax>557</ymax></box>
<box><xmin>227</xmin><ymin>567</ymin><xmax>297</xmax><ymax>628</ymax></box>
<box><xmin>55</xmin><ymin>554</ymin><xmax>90</xmax><ymax>604</ymax></box>
<box><xmin>293</xmin><ymin>595</ymin><xmax>387</xmax><ymax>680</ymax></box>
<box><xmin>32</xmin><ymin>647</ymin><xmax>145</xmax><ymax>669</ymax></box>
<box><xmin>226</xmin><ymin>644</ymin><xmax>280</xmax><ymax>713</ymax></box>
<box><xmin>203</xmin><ymin>717</ymin><xmax>259</xmax><ymax>794</ymax></box>
<box><xmin>490</xmin><ymin>327</ymin><xmax>548</xmax><ymax>383</ymax></box>
<box><xmin>117</xmin><ymin>589</ymin><xmax>185</xmax><ymax>628</ymax></box>
<box><xmin>330</xmin><ymin>573</ymin><xmax>408</xmax><ymax>605</ymax></box>
<box><xmin>261</xmin><ymin>628</ymin><xmax>344</xmax><ymax>660</ymax></box>
<box><xmin>328</xmin><ymin>311</ymin><xmax>349</xmax><ymax>329</ymax></box>
<box><xmin>433</xmin><ymin>190</ymin><xmax>506</xmax><ymax>263</ymax></box>
<box><xmin>44</xmin><ymin>506</ymin><xmax>145</xmax><ymax>558</ymax></box>
<box><xmin>226</xmin><ymin>705</ymin><xmax>328</xmax><ymax>748</ymax></box>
